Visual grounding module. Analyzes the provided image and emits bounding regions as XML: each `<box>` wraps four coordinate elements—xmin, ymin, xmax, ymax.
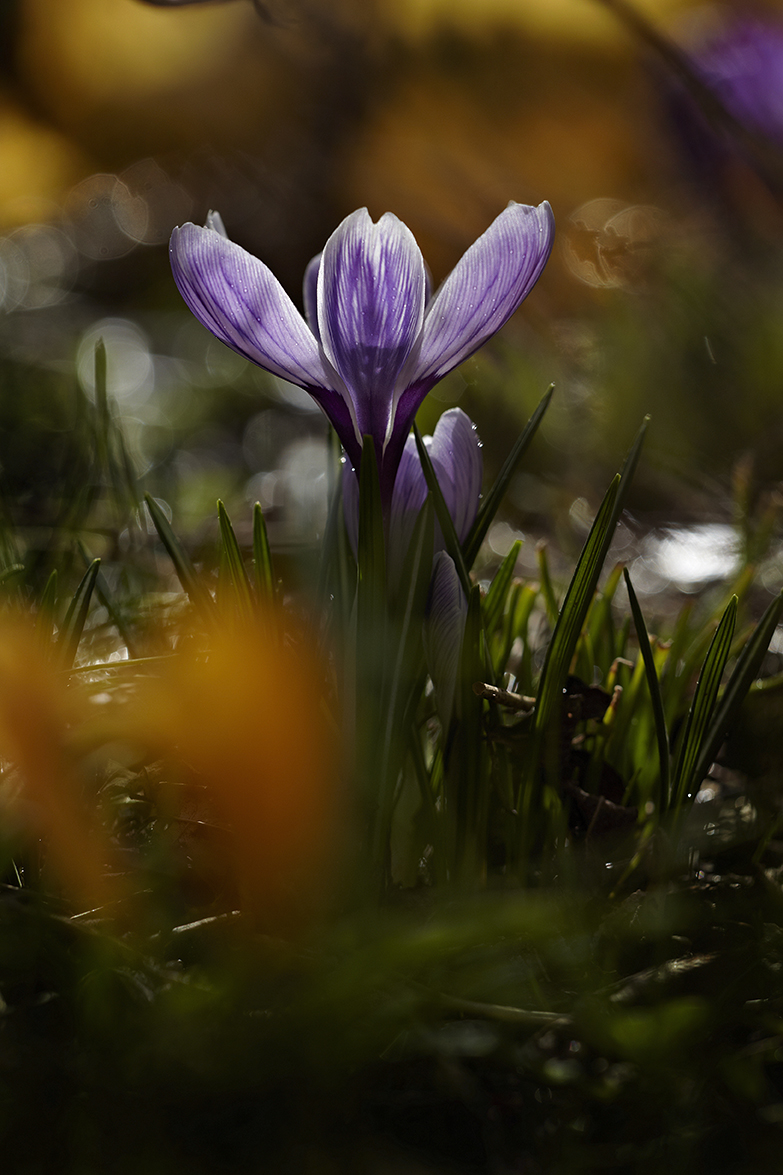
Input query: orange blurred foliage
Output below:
<box><xmin>121</xmin><ymin>620</ymin><xmax>342</xmax><ymax>930</ymax></box>
<box><xmin>0</xmin><ymin>619</ymin><xmax>116</xmax><ymax>911</ymax></box>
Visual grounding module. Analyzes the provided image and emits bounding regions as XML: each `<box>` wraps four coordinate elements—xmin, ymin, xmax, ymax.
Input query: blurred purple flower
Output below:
<box><xmin>170</xmin><ymin>203</ymin><xmax>553</xmax><ymax>503</ymax></box>
<box><xmin>665</xmin><ymin>9</ymin><xmax>783</xmax><ymax>195</ymax></box>
<box><xmin>688</xmin><ymin>12</ymin><xmax>783</xmax><ymax>148</ymax></box>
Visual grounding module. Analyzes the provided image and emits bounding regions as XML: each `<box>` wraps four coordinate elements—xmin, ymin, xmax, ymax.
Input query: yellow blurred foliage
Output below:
<box><xmin>121</xmin><ymin>622</ymin><xmax>341</xmax><ymax>929</ymax></box>
<box><xmin>0</xmin><ymin>98</ymin><xmax>87</xmax><ymax>228</ymax></box>
<box><xmin>6</xmin><ymin>0</ymin><xmax>724</xmax><ymax>259</ymax></box>
<box><xmin>394</xmin><ymin>0</ymin><xmax>691</xmax><ymax>44</ymax></box>
<box><xmin>344</xmin><ymin>59</ymin><xmax>647</xmax><ymax>287</ymax></box>
<box><xmin>18</xmin><ymin>0</ymin><xmax>282</xmax><ymax>162</ymax></box>
<box><xmin>0</xmin><ymin>611</ymin><xmax>341</xmax><ymax>930</ymax></box>
<box><xmin>0</xmin><ymin>620</ymin><xmax>115</xmax><ymax>910</ymax></box>
<box><xmin>20</xmin><ymin>0</ymin><xmax>245</xmax><ymax>103</ymax></box>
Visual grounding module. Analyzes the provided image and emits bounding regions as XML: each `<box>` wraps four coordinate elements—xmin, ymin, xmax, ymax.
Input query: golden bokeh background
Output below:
<box><xmin>1</xmin><ymin>0</ymin><xmax>705</xmax><ymax>276</ymax></box>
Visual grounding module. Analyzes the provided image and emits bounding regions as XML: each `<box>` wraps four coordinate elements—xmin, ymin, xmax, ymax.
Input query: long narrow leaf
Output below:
<box><xmin>534</xmin><ymin>484</ymin><xmax>618</xmax><ymax>739</ymax></box>
<box><xmin>144</xmin><ymin>492</ymin><xmax>214</xmax><ymax>619</ymax></box>
<box><xmin>672</xmin><ymin>595</ymin><xmax>738</xmax><ymax>808</ymax></box>
<box><xmin>691</xmin><ymin>589</ymin><xmax>783</xmax><ymax>789</ymax></box>
<box><xmin>464</xmin><ymin>384</ymin><xmax>554</xmax><ymax>567</ymax></box>
<box><xmin>587</xmin><ymin>561</ymin><xmax>624</xmax><ymax>671</ymax></box>
<box><xmin>94</xmin><ymin>338</ymin><xmax>110</xmax><ymax>481</ymax></box>
<box><xmin>0</xmin><ymin>564</ymin><xmax>24</xmax><ymax>591</ymax></box>
<box><xmin>413</xmin><ymin>422</ymin><xmax>471</xmax><ymax>596</ymax></box>
<box><xmin>35</xmin><ymin>569</ymin><xmax>58</xmax><ymax>649</ymax></box>
<box><xmin>624</xmin><ymin>567</ymin><xmax>671</xmax><ymax>812</ymax></box>
<box><xmin>94</xmin><ymin>339</ymin><xmax>139</xmax><ymax>513</ymax></box>
<box><xmin>252</xmin><ymin>502</ymin><xmax>275</xmax><ymax>605</ymax></box>
<box><xmin>536</xmin><ymin>543</ymin><xmax>559</xmax><ymax>628</ymax></box>
<box><xmin>449</xmin><ymin>583</ymin><xmax>486</xmax><ymax>881</ymax></box>
<box><xmin>78</xmin><ymin>541</ymin><xmax>139</xmax><ymax>658</ymax></box>
<box><xmin>59</xmin><ymin>559</ymin><xmax>101</xmax><ymax>670</ymax></box>
<box><xmin>483</xmin><ymin>539</ymin><xmax>522</xmax><ymax>637</ymax></box>
<box><xmin>217</xmin><ymin>500</ymin><xmax>255</xmax><ymax>624</ymax></box>
<box><xmin>532</xmin><ymin>417</ymin><xmax>648</xmax><ymax>778</ymax></box>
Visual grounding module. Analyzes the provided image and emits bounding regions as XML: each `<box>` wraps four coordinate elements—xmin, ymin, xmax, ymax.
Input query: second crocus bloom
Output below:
<box><xmin>343</xmin><ymin>406</ymin><xmax>482</xmax><ymax>575</ymax></box>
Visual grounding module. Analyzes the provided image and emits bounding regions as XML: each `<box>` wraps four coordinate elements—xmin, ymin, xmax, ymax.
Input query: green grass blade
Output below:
<box><xmin>144</xmin><ymin>492</ymin><xmax>214</xmax><ymax>619</ymax></box>
<box><xmin>483</xmin><ymin>539</ymin><xmax>522</xmax><ymax>637</ymax></box>
<box><xmin>94</xmin><ymin>338</ymin><xmax>139</xmax><ymax>514</ymax></box>
<box><xmin>35</xmin><ymin>569</ymin><xmax>58</xmax><ymax>649</ymax></box>
<box><xmin>217</xmin><ymin>500</ymin><xmax>255</xmax><ymax>624</ymax></box>
<box><xmin>624</xmin><ymin>567</ymin><xmax>671</xmax><ymax>813</ymax></box>
<box><xmin>77</xmin><ymin>541</ymin><xmax>139</xmax><ymax>658</ymax></box>
<box><xmin>413</xmin><ymin>422</ymin><xmax>471</xmax><ymax>596</ymax></box>
<box><xmin>0</xmin><ymin>564</ymin><xmax>24</xmax><ymax>592</ymax></box>
<box><xmin>532</xmin><ymin>417</ymin><xmax>648</xmax><ymax>775</ymax></box>
<box><xmin>59</xmin><ymin>558</ymin><xmax>101</xmax><ymax>669</ymax></box>
<box><xmin>672</xmin><ymin>595</ymin><xmax>738</xmax><ymax>808</ymax></box>
<box><xmin>536</xmin><ymin>543</ymin><xmax>559</xmax><ymax>628</ymax></box>
<box><xmin>94</xmin><ymin>338</ymin><xmax>110</xmax><ymax>481</ymax></box>
<box><xmin>533</xmin><ymin>479</ymin><xmax>619</xmax><ymax>738</ymax></box>
<box><xmin>114</xmin><ymin>416</ymin><xmax>141</xmax><ymax>512</ymax></box>
<box><xmin>587</xmin><ymin>561</ymin><xmax>624</xmax><ymax>672</ymax></box>
<box><xmin>691</xmin><ymin>589</ymin><xmax>783</xmax><ymax>791</ymax></box>
<box><xmin>464</xmin><ymin>384</ymin><xmax>554</xmax><ymax>567</ymax></box>
<box><xmin>505</xmin><ymin>581</ymin><xmax>539</xmax><ymax>695</ymax></box>
<box><xmin>448</xmin><ymin>583</ymin><xmax>486</xmax><ymax>881</ymax></box>
<box><xmin>252</xmin><ymin>502</ymin><xmax>275</xmax><ymax>605</ymax></box>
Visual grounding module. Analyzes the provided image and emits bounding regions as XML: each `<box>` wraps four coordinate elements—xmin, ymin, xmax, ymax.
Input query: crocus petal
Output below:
<box><xmin>170</xmin><ymin>221</ymin><xmax>328</xmax><ymax>391</ymax></box>
<box><xmin>410</xmin><ymin>201</ymin><xmax>554</xmax><ymax>387</ymax></box>
<box><xmin>423</xmin><ymin>552</ymin><xmax>467</xmax><ymax>729</ymax></box>
<box><xmin>303</xmin><ymin>253</ymin><xmax>321</xmax><ymax>341</ymax></box>
<box><xmin>317</xmin><ymin>209</ymin><xmax>426</xmax><ymax>444</ymax></box>
<box><xmin>428</xmin><ymin>408</ymin><xmax>482</xmax><ymax>544</ymax></box>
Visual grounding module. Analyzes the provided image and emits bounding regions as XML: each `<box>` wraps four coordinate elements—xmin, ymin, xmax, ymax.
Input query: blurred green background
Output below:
<box><xmin>0</xmin><ymin>0</ymin><xmax>781</xmax><ymax>599</ymax></box>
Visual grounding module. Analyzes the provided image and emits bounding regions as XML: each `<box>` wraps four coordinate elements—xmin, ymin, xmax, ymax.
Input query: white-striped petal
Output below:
<box><xmin>410</xmin><ymin>201</ymin><xmax>554</xmax><ymax>386</ymax></box>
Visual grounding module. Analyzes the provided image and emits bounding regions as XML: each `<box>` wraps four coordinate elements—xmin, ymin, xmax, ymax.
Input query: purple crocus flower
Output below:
<box><xmin>389</xmin><ymin>407</ymin><xmax>482</xmax><ymax>567</ymax></box>
<box><xmin>170</xmin><ymin>202</ymin><xmax>553</xmax><ymax>504</ymax></box>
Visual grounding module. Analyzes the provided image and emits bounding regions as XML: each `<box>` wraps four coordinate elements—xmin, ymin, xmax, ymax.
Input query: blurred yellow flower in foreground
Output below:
<box><xmin>0</xmin><ymin>620</ymin><xmax>113</xmax><ymax>910</ymax></box>
<box><xmin>0</xmin><ymin>611</ymin><xmax>340</xmax><ymax>932</ymax></box>
<box><xmin>123</xmin><ymin>622</ymin><xmax>341</xmax><ymax>930</ymax></box>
